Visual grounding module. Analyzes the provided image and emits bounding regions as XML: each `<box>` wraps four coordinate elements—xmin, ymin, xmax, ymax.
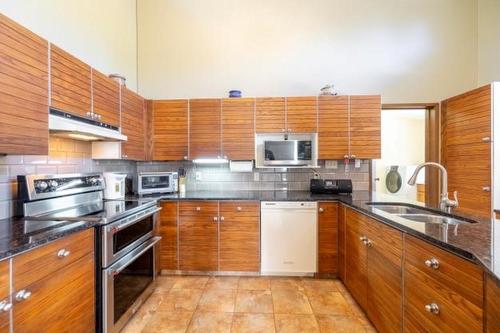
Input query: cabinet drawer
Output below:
<box><xmin>13</xmin><ymin>253</ymin><xmax>95</xmax><ymax>333</ymax></box>
<box><xmin>13</xmin><ymin>228</ymin><xmax>94</xmax><ymax>289</ymax></box>
<box><xmin>179</xmin><ymin>201</ymin><xmax>218</xmax><ymax>217</ymax></box>
<box><xmin>219</xmin><ymin>201</ymin><xmax>259</xmax><ymax>218</ymax></box>
<box><xmin>405</xmin><ymin>263</ymin><xmax>483</xmax><ymax>332</ymax></box>
<box><xmin>405</xmin><ymin>236</ymin><xmax>483</xmax><ymax>307</ymax></box>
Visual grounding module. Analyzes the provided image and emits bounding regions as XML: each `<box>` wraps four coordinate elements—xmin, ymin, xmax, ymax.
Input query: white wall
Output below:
<box><xmin>137</xmin><ymin>0</ymin><xmax>477</xmax><ymax>102</ymax></box>
<box><xmin>0</xmin><ymin>0</ymin><xmax>138</xmax><ymax>91</ymax></box>
<box><xmin>477</xmin><ymin>0</ymin><xmax>500</xmax><ymax>86</ymax></box>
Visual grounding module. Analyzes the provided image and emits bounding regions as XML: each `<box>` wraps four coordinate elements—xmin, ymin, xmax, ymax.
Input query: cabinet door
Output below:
<box><xmin>159</xmin><ymin>201</ymin><xmax>178</xmax><ymax>271</ymax></box>
<box><xmin>13</xmin><ymin>254</ymin><xmax>95</xmax><ymax>333</ymax></box>
<box><xmin>50</xmin><ymin>44</ymin><xmax>91</xmax><ymax>118</ymax></box>
<box><xmin>255</xmin><ymin>97</ymin><xmax>286</xmax><ymax>133</ymax></box>
<box><xmin>189</xmin><ymin>99</ymin><xmax>221</xmax><ymax>159</ymax></box>
<box><xmin>0</xmin><ymin>13</ymin><xmax>49</xmax><ymax>155</ymax></box>
<box><xmin>337</xmin><ymin>205</ymin><xmax>346</xmax><ymax>281</ymax></box>
<box><xmin>286</xmin><ymin>96</ymin><xmax>317</xmax><ymax>133</ymax></box>
<box><xmin>152</xmin><ymin>100</ymin><xmax>188</xmax><ymax>161</ymax></box>
<box><xmin>317</xmin><ymin>202</ymin><xmax>338</xmax><ymax>274</ymax></box>
<box><xmin>486</xmin><ymin>274</ymin><xmax>500</xmax><ymax>333</ymax></box>
<box><xmin>179</xmin><ymin>201</ymin><xmax>219</xmax><ymax>271</ymax></box>
<box><xmin>0</xmin><ymin>260</ymin><xmax>9</xmax><ymax>333</ymax></box>
<box><xmin>318</xmin><ymin>96</ymin><xmax>349</xmax><ymax>159</ymax></box>
<box><xmin>366</xmin><ymin>218</ymin><xmax>403</xmax><ymax>333</ymax></box>
<box><xmin>91</xmin><ymin>68</ymin><xmax>120</xmax><ymax>127</ymax></box>
<box><xmin>349</xmin><ymin>95</ymin><xmax>381</xmax><ymax>159</ymax></box>
<box><xmin>121</xmin><ymin>87</ymin><xmax>145</xmax><ymax>160</ymax></box>
<box><xmin>442</xmin><ymin>85</ymin><xmax>492</xmax><ymax>218</ymax></box>
<box><xmin>344</xmin><ymin>208</ymin><xmax>368</xmax><ymax>310</ymax></box>
<box><xmin>222</xmin><ymin>98</ymin><xmax>255</xmax><ymax>160</ymax></box>
<box><xmin>219</xmin><ymin>201</ymin><xmax>260</xmax><ymax>271</ymax></box>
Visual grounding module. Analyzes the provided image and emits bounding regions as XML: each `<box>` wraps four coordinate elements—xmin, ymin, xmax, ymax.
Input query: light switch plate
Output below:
<box><xmin>325</xmin><ymin>160</ymin><xmax>338</xmax><ymax>169</ymax></box>
<box><xmin>253</xmin><ymin>172</ymin><xmax>260</xmax><ymax>181</ymax></box>
<box><xmin>196</xmin><ymin>171</ymin><xmax>202</xmax><ymax>181</ymax></box>
<box><xmin>355</xmin><ymin>159</ymin><xmax>361</xmax><ymax>168</ymax></box>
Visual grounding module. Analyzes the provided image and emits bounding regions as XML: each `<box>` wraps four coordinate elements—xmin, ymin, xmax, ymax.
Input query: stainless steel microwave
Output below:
<box><xmin>135</xmin><ymin>172</ymin><xmax>178</xmax><ymax>195</ymax></box>
<box><xmin>263</xmin><ymin>140</ymin><xmax>313</xmax><ymax>166</ymax></box>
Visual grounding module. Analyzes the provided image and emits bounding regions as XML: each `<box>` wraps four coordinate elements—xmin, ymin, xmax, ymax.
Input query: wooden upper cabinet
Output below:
<box><xmin>189</xmin><ymin>99</ymin><xmax>221</xmax><ymax>159</ymax></box>
<box><xmin>286</xmin><ymin>96</ymin><xmax>317</xmax><ymax>133</ymax></box>
<box><xmin>255</xmin><ymin>97</ymin><xmax>286</xmax><ymax>133</ymax></box>
<box><xmin>318</xmin><ymin>95</ymin><xmax>349</xmax><ymax>159</ymax></box>
<box><xmin>91</xmin><ymin>68</ymin><xmax>120</xmax><ymax>127</ymax></box>
<box><xmin>219</xmin><ymin>201</ymin><xmax>260</xmax><ymax>272</ymax></box>
<box><xmin>486</xmin><ymin>274</ymin><xmax>500</xmax><ymax>333</ymax></box>
<box><xmin>222</xmin><ymin>98</ymin><xmax>255</xmax><ymax>160</ymax></box>
<box><xmin>366</xmin><ymin>218</ymin><xmax>403</xmax><ymax>333</ymax></box>
<box><xmin>159</xmin><ymin>201</ymin><xmax>178</xmax><ymax>271</ymax></box>
<box><xmin>178</xmin><ymin>201</ymin><xmax>219</xmax><ymax>271</ymax></box>
<box><xmin>442</xmin><ymin>85</ymin><xmax>492</xmax><ymax>218</ymax></box>
<box><xmin>50</xmin><ymin>44</ymin><xmax>91</xmax><ymax>118</ymax></box>
<box><xmin>317</xmin><ymin>202</ymin><xmax>338</xmax><ymax>274</ymax></box>
<box><xmin>344</xmin><ymin>208</ymin><xmax>368</xmax><ymax>310</ymax></box>
<box><xmin>349</xmin><ymin>95</ymin><xmax>381</xmax><ymax>159</ymax></box>
<box><xmin>121</xmin><ymin>87</ymin><xmax>145</xmax><ymax>160</ymax></box>
<box><xmin>0</xmin><ymin>13</ymin><xmax>49</xmax><ymax>155</ymax></box>
<box><xmin>152</xmin><ymin>100</ymin><xmax>188</xmax><ymax>161</ymax></box>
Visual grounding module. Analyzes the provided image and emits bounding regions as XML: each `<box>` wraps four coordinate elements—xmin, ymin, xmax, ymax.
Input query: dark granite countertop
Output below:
<box><xmin>1</xmin><ymin>190</ymin><xmax>498</xmax><ymax>282</ymax></box>
<box><xmin>147</xmin><ymin>190</ymin><xmax>498</xmax><ymax>280</ymax></box>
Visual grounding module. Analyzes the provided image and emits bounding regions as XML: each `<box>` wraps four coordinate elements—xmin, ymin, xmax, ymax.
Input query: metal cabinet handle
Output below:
<box><xmin>351</xmin><ymin>154</ymin><xmax>356</xmax><ymax>159</ymax></box>
<box><xmin>287</xmin><ymin>129</ymin><xmax>292</xmax><ymax>132</ymax></box>
<box><xmin>482</xmin><ymin>186</ymin><xmax>491</xmax><ymax>192</ymax></box>
<box><xmin>183</xmin><ymin>156</ymin><xmax>188</xmax><ymax>160</ymax></box>
<box><xmin>196</xmin><ymin>207</ymin><xmax>201</xmax><ymax>211</ymax></box>
<box><xmin>344</xmin><ymin>155</ymin><xmax>349</xmax><ymax>159</ymax></box>
<box><xmin>319</xmin><ymin>208</ymin><xmax>324</xmax><ymax>213</ymax></box>
<box><xmin>213</xmin><ymin>216</ymin><xmax>218</xmax><ymax>222</ymax></box>
<box><xmin>281</xmin><ymin>128</ymin><xmax>285</xmax><ymax>132</ymax></box>
<box><xmin>236</xmin><ymin>206</ymin><xmax>242</xmax><ymax>212</ymax></box>
<box><xmin>223</xmin><ymin>155</ymin><xmax>228</xmax><ymax>159</ymax></box>
<box><xmin>424</xmin><ymin>258</ymin><xmax>440</xmax><ymax>270</ymax></box>
<box><xmin>425</xmin><ymin>303</ymin><xmax>440</xmax><ymax>315</ymax></box>
<box><xmin>359</xmin><ymin>236</ymin><xmax>367</xmax><ymax>242</ymax></box>
<box><xmin>482</xmin><ymin>137</ymin><xmax>491</xmax><ymax>142</ymax></box>
<box><xmin>220</xmin><ymin>216</ymin><xmax>225</xmax><ymax>221</ymax></box>
<box><xmin>365</xmin><ymin>239</ymin><xmax>373</xmax><ymax>247</ymax></box>
<box><xmin>15</xmin><ymin>290</ymin><xmax>32</xmax><ymax>302</ymax></box>
<box><xmin>0</xmin><ymin>300</ymin><xmax>12</xmax><ymax>312</ymax></box>
<box><xmin>57</xmin><ymin>249</ymin><xmax>70</xmax><ymax>258</ymax></box>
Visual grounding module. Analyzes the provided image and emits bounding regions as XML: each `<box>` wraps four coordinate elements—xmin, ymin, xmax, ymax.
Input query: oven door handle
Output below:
<box><xmin>108</xmin><ymin>206</ymin><xmax>162</xmax><ymax>234</ymax></box>
<box><xmin>107</xmin><ymin>236</ymin><xmax>161</xmax><ymax>276</ymax></box>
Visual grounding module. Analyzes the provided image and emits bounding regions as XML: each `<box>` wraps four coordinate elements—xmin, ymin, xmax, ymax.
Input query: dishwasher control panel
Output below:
<box><xmin>261</xmin><ymin>201</ymin><xmax>317</xmax><ymax>209</ymax></box>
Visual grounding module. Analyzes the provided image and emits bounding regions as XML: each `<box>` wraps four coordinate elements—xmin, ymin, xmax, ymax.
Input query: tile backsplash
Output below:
<box><xmin>0</xmin><ymin>137</ymin><xmax>370</xmax><ymax>219</ymax></box>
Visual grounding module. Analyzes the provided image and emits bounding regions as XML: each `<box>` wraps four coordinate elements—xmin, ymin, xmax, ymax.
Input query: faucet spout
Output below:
<box><xmin>407</xmin><ymin>162</ymin><xmax>456</xmax><ymax>213</ymax></box>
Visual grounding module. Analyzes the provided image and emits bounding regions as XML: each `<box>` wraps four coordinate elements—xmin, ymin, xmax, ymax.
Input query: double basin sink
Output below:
<box><xmin>367</xmin><ymin>203</ymin><xmax>477</xmax><ymax>225</ymax></box>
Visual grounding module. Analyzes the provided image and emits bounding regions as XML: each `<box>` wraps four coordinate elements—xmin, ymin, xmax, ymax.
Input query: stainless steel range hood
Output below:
<box><xmin>49</xmin><ymin>109</ymin><xmax>127</xmax><ymax>141</ymax></box>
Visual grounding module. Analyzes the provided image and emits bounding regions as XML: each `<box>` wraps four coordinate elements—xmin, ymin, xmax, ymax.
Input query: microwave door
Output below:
<box><xmin>264</xmin><ymin>140</ymin><xmax>309</xmax><ymax>166</ymax></box>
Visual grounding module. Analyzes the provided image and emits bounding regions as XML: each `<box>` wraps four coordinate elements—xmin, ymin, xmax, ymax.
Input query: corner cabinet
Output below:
<box><xmin>319</xmin><ymin>95</ymin><xmax>381</xmax><ymax>159</ymax></box>
<box><xmin>0</xmin><ymin>13</ymin><xmax>49</xmax><ymax>155</ymax></box>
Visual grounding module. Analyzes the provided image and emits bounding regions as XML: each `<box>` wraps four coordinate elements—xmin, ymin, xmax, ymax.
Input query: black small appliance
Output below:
<box><xmin>310</xmin><ymin>179</ymin><xmax>353</xmax><ymax>194</ymax></box>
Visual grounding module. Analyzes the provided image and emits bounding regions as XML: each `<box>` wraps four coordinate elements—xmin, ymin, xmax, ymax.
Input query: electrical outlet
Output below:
<box><xmin>195</xmin><ymin>171</ymin><xmax>202</xmax><ymax>181</ymax></box>
<box><xmin>355</xmin><ymin>159</ymin><xmax>361</xmax><ymax>168</ymax></box>
<box><xmin>253</xmin><ymin>172</ymin><xmax>259</xmax><ymax>181</ymax></box>
<box><xmin>325</xmin><ymin>160</ymin><xmax>338</xmax><ymax>169</ymax></box>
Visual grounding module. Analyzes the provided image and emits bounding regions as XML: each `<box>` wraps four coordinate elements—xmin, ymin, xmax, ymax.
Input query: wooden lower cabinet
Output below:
<box><xmin>344</xmin><ymin>208</ymin><xmax>403</xmax><ymax>333</ymax></box>
<box><xmin>404</xmin><ymin>235</ymin><xmax>483</xmax><ymax>333</ymax></box>
<box><xmin>219</xmin><ymin>201</ymin><xmax>260</xmax><ymax>272</ymax></box>
<box><xmin>337</xmin><ymin>205</ymin><xmax>346</xmax><ymax>281</ymax></box>
<box><xmin>159</xmin><ymin>201</ymin><xmax>178</xmax><ymax>270</ymax></box>
<box><xmin>486</xmin><ymin>274</ymin><xmax>500</xmax><ymax>332</ymax></box>
<box><xmin>179</xmin><ymin>201</ymin><xmax>219</xmax><ymax>271</ymax></box>
<box><xmin>0</xmin><ymin>259</ymin><xmax>9</xmax><ymax>333</ymax></box>
<box><xmin>317</xmin><ymin>202</ymin><xmax>338</xmax><ymax>274</ymax></box>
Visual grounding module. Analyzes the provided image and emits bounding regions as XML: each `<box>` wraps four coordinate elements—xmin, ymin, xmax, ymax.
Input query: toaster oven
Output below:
<box><xmin>135</xmin><ymin>172</ymin><xmax>178</xmax><ymax>195</ymax></box>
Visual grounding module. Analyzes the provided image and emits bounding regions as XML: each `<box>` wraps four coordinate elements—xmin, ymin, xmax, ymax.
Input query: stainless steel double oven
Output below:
<box><xmin>17</xmin><ymin>173</ymin><xmax>162</xmax><ymax>333</ymax></box>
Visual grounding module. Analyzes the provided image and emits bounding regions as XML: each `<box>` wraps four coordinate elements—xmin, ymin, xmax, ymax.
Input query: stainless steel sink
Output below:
<box><xmin>367</xmin><ymin>203</ymin><xmax>475</xmax><ymax>225</ymax></box>
<box><xmin>395</xmin><ymin>213</ymin><xmax>466</xmax><ymax>225</ymax></box>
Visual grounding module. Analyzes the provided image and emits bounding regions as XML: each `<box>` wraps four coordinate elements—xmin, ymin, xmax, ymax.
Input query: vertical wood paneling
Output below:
<box><xmin>349</xmin><ymin>95</ymin><xmax>381</xmax><ymax>159</ymax></box>
<box><xmin>318</xmin><ymin>95</ymin><xmax>349</xmax><ymax>159</ymax></box>
<box><xmin>189</xmin><ymin>99</ymin><xmax>221</xmax><ymax>159</ymax></box>
<box><xmin>91</xmin><ymin>68</ymin><xmax>120</xmax><ymax>126</ymax></box>
<box><xmin>0</xmin><ymin>13</ymin><xmax>49</xmax><ymax>155</ymax></box>
<box><xmin>221</xmin><ymin>98</ymin><xmax>255</xmax><ymax>160</ymax></box>
<box><xmin>486</xmin><ymin>274</ymin><xmax>500</xmax><ymax>333</ymax></box>
<box><xmin>50</xmin><ymin>44</ymin><xmax>91</xmax><ymax>118</ymax></box>
<box><xmin>159</xmin><ymin>201</ymin><xmax>178</xmax><ymax>270</ymax></box>
<box><xmin>121</xmin><ymin>87</ymin><xmax>145</xmax><ymax>160</ymax></box>
<box><xmin>286</xmin><ymin>96</ymin><xmax>317</xmax><ymax>132</ymax></box>
<box><xmin>152</xmin><ymin>99</ymin><xmax>189</xmax><ymax>161</ymax></box>
<box><xmin>255</xmin><ymin>97</ymin><xmax>286</xmax><ymax>133</ymax></box>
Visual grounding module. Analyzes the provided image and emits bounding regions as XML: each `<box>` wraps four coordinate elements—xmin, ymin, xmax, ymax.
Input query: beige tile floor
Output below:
<box><xmin>121</xmin><ymin>275</ymin><xmax>376</xmax><ymax>333</ymax></box>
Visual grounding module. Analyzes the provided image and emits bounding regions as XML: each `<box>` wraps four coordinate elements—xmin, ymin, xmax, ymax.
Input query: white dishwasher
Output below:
<box><xmin>260</xmin><ymin>201</ymin><xmax>317</xmax><ymax>276</ymax></box>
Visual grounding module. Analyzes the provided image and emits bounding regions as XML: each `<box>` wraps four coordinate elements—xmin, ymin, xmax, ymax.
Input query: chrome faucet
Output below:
<box><xmin>407</xmin><ymin>162</ymin><xmax>458</xmax><ymax>213</ymax></box>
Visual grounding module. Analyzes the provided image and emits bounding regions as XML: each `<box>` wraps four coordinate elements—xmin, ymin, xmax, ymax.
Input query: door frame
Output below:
<box><xmin>379</xmin><ymin>103</ymin><xmax>441</xmax><ymax>207</ymax></box>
